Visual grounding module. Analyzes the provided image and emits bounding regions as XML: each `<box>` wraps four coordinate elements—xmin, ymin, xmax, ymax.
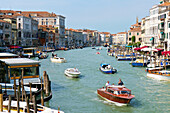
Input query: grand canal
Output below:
<box><xmin>37</xmin><ymin>47</ymin><xmax>170</xmax><ymax>113</ymax></box>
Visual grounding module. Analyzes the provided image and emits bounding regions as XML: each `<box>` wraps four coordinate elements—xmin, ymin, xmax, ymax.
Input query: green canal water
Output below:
<box><xmin>37</xmin><ymin>47</ymin><xmax>170</xmax><ymax>113</ymax></box>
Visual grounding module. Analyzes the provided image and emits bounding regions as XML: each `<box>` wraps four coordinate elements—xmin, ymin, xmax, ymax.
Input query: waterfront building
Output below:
<box><xmin>1</xmin><ymin>16</ymin><xmax>17</xmax><ymax>45</ymax></box>
<box><xmin>116</xmin><ymin>32</ymin><xmax>128</xmax><ymax>45</ymax></box>
<box><xmin>0</xmin><ymin>20</ymin><xmax>12</xmax><ymax>46</ymax></box>
<box><xmin>99</xmin><ymin>32</ymin><xmax>111</xmax><ymax>45</ymax></box>
<box><xmin>127</xmin><ymin>18</ymin><xmax>142</xmax><ymax>45</ymax></box>
<box><xmin>111</xmin><ymin>34</ymin><xmax>117</xmax><ymax>45</ymax></box>
<box><xmin>20</xmin><ymin>11</ymin><xmax>65</xmax><ymax>48</ymax></box>
<box><xmin>0</xmin><ymin>10</ymin><xmax>38</xmax><ymax>46</ymax></box>
<box><xmin>158</xmin><ymin>1</ymin><xmax>170</xmax><ymax>51</ymax></box>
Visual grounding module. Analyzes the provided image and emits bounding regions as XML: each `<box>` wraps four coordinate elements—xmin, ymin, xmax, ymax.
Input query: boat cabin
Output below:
<box><xmin>107</xmin><ymin>87</ymin><xmax>131</xmax><ymax>96</ymax></box>
<box><xmin>0</xmin><ymin>58</ymin><xmax>40</xmax><ymax>84</ymax></box>
<box><xmin>23</xmin><ymin>47</ymin><xmax>37</xmax><ymax>57</ymax></box>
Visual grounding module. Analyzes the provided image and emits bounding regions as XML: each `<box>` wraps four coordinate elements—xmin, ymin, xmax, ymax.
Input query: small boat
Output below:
<box><xmin>50</xmin><ymin>56</ymin><xmax>66</xmax><ymax>63</ymax></box>
<box><xmin>97</xmin><ymin>85</ymin><xmax>135</xmax><ymax>105</ymax></box>
<box><xmin>130</xmin><ymin>56</ymin><xmax>149</xmax><ymax>67</ymax></box>
<box><xmin>64</xmin><ymin>68</ymin><xmax>81</xmax><ymax>78</ymax></box>
<box><xmin>99</xmin><ymin>63</ymin><xmax>117</xmax><ymax>74</ymax></box>
<box><xmin>146</xmin><ymin>67</ymin><xmax>170</xmax><ymax>81</ymax></box>
<box><xmin>38</xmin><ymin>53</ymin><xmax>48</xmax><ymax>59</ymax></box>
<box><xmin>3</xmin><ymin>100</ymin><xmax>64</xmax><ymax>113</ymax></box>
<box><xmin>96</xmin><ymin>52</ymin><xmax>100</xmax><ymax>54</ymax></box>
<box><xmin>92</xmin><ymin>47</ymin><xmax>96</xmax><ymax>49</ymax></box>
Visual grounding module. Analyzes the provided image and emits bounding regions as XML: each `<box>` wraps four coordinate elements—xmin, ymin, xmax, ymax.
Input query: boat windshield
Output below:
<box><xmin>120</xmin><ymin>91</ymin><xmax>131</xmax><ymax>94</ymax></box>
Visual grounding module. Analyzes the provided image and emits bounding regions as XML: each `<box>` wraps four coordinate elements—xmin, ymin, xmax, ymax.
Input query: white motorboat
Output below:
<box><xmin>64</xmin><ymin>68</ymin><xmax>81</xmax><ymax>78</ymax></box>
<box><xmin>3</xmin><ymin>100</ymin><xmax>64</xmax><ymax>113</ymax></box>
<box><xmin>50</xmin><ymin>56</ymin><xmax>66</xmax><ymax>63</ymax></box>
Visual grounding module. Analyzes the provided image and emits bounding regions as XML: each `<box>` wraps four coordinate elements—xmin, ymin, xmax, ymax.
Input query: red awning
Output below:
<box><xmin>134</xmin><ymin>46</ymin><xmax>148</xmax><ymax>51</ymax></box>
<box><xmin>9</xmin><ymin>45</ymin><xmax>22</xmax><ymax>49</ymax></box>
<box><xmin>162</xmin><ymin>51</ymin><xmax>170</xmax><ymax>56</ymax></box>
<box><xmin>155</xmin><ymin>48</ymin><xmax>163</xmax><ymax>51</ymax></box>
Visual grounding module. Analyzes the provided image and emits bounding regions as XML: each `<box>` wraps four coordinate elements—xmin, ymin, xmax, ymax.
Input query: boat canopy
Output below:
<box><xmin>100</xmin><ymin>63</ymin><xmax>109</xmax><ymax>66</ymax></box>
<box><xmin>134</xmin><ymin>46</ymin><xmax>148</xmax><ymax>51</ymax></box>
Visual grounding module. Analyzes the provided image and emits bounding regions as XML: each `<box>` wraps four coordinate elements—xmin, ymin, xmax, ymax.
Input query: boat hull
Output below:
<box><xmin>64</xmin><ymin>70</ymin><xmax>80</xmax><ymax>78</ymax></box>
<box><xmin>97</xmin><ymin>89</ymin><xmax>133</xmax><ymax>105</ymax></box>
<box><xmin>50</xmin><ymin>58</ymin><xmax>66</xmax><ymax>63</ymax></box>
<box><xmin>99</xmin><ymin>67</ymin><xmax>117</xmax><ymax>74</ymax></box>
<box><xmin>117</xmin><ymin>57</ymin><xmax>136</xmax><ymax>61</ymax></box>
<box><xmin>131</xmin><ymin>63</ymin><xmax>147</xmax><ymax>67</ymax></box>
<box><xmin>147</xmin><ymin>73</ymin><xmax>170</xmax><ymax>81</ymax></box>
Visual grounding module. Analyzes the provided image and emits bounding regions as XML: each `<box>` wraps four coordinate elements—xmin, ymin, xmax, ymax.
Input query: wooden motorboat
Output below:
<box><xmin>97</xmin><ymin>85</ymin><xmax>135</xmax><ymax>105</ymax></box>
<box><xmin>3</xmin><ymin>100</ymin><xmax>64</xmax><ymax>113</ymax></box>
<box><xmin>99</xmin><ymin>63</ymin><xmax>117</xmax><ymax>74</ymax></box>
<box><xmin>64</xmin><ymin>68</ymin><xmax>81</xmax><ymax>78</ymax></box>
<box><xmin>50</xmin><ymin>56</ymin><xmax>66</xmax><ymax>63</ymax></box>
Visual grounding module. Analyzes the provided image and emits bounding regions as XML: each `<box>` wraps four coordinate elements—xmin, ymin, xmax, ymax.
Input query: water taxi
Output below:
<box><xmin>97</xmin><ymin>85</ymin><xmax>135</xmax><ymax>105</ymax></box>
<box><xmin>3</xmin><ymin>100</ymin><xmax>64</xmax><ymax>113</ymax></box>
<box><xmin>64</xmin><ymin>68</ymin><xmax>81</xmax><ymax>78</ymax></box>
<box><xmin>0</xmin><ymin>53</ymin><xmax>19</xmax><ymax>59</ymax></box>
<box><xmin>99</xmin><ymin>63</ymin><xmax>117</xmax><ymax>74</ymax></box>
<box><xmin>50</xmin><ymin>56</ymin><xmax>66</xmax><ymax>63</ymax></box>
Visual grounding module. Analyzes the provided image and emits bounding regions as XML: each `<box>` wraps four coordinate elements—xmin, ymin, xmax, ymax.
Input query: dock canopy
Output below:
<box><xmin>134</xmin><ymin>46</ymin><xmax>148</xmax><ymax>51</ymax></box>
<box><xmin>0</xmin><ymin>58</ymin><xmax>40</xmax><ymax>66</ymax></box>
<box><xmin>162</xmin><ymin>51</ymin><xmax>170</xmax><ymax>56</ymax></box>
<box><xmin>141</xmin><ymin>48</ymin><xmax>163</xmax><ymax>52</ymax></box>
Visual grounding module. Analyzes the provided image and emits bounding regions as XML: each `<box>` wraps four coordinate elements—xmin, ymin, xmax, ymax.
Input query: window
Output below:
<box><xmin>169</xmin><ymin>23</ymin><xmax>170</xmax><ymax>28</ymax></box>
<box><xmin>54</xmin><ymin>19</ymin><xmax>56</xmax><ymax>25</ymax></box>
<box><xmin>129</xmin><ymin>32</ymin><xmax>131</xmax><ymax>35</ymax></box>
<box><xmin>137</xmin><ymin>33</ymin><xmax>139</xmax><ymax>35</ymax></box>
<box><xmin>129</xmin><ymin>38</ymin><xmax>131</xmax><ymax>41</ymax></box>
<box><xmin>18</xmin><ymin>23</ymin><xmax>21</xmax><ymax>29</ymax></box>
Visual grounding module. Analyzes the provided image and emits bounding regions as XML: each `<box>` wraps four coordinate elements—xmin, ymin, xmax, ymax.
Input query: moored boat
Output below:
<box><xmin>99</xmin><ymin>63</ymin><xmax>117</xmax><ymax>74</ymax></box>
<box><xmin>146</xmin><ymin>67</ymin><xmax>170</xmax><ymax>81</ymax></box>
<box><xmin>97</xmin><ymin>85</ymin><xmax>135</xmax><ymax>105</ymax></box>
<box><xmin>117</xmin><ymin>56</ymin><xmax>136</xmax><ymax>61</ymax></box>
<box><xmin>50</xmin><ymin>56</ymin><xmax>66</xmax><ymax>63</ymax></box>
<box><xmin>64</xmin><ymin>68</ymin><xmax>81</xmax><ymax>78</ymax></box>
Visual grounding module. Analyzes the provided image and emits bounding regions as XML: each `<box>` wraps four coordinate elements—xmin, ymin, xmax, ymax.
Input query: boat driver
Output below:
<box><xmin>118</xmin><ymin>79</ymin><xmax>124</xmax><ymax>86</ymax></box>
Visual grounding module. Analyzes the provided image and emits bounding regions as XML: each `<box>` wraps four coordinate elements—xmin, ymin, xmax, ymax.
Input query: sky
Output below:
<box><xmin>0</xmin><ymin>0</ymin><xmax>159</xmax><ymax>34</ymax></box>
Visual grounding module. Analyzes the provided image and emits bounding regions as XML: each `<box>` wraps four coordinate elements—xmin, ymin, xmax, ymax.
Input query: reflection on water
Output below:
<box><xmin>38</xmin><ymin>47</ymin><xmax>170</xmax><ymax>113</ymax></box>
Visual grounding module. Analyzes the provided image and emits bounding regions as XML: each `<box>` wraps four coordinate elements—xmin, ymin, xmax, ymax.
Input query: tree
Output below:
<box><xmin>132</xmin><ymin>36</ymin><xmax>136</xmax><ymax>43</ymax></box>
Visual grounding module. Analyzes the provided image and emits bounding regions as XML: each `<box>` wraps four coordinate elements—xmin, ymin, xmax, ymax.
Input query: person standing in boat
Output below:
<box><xmin>52</xmin><ymin>51</ymin><xmax>54</xmax><ymax>58</ymax></box>
<box><xmin>105</xmin><ymin>81</ymin><xmax>110</xmax><ymax>87</ymax></box>
<box><xmin>118</xmin><ymin>79</ymin><xmax>124</xmax><ymax>86</ymax></box>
